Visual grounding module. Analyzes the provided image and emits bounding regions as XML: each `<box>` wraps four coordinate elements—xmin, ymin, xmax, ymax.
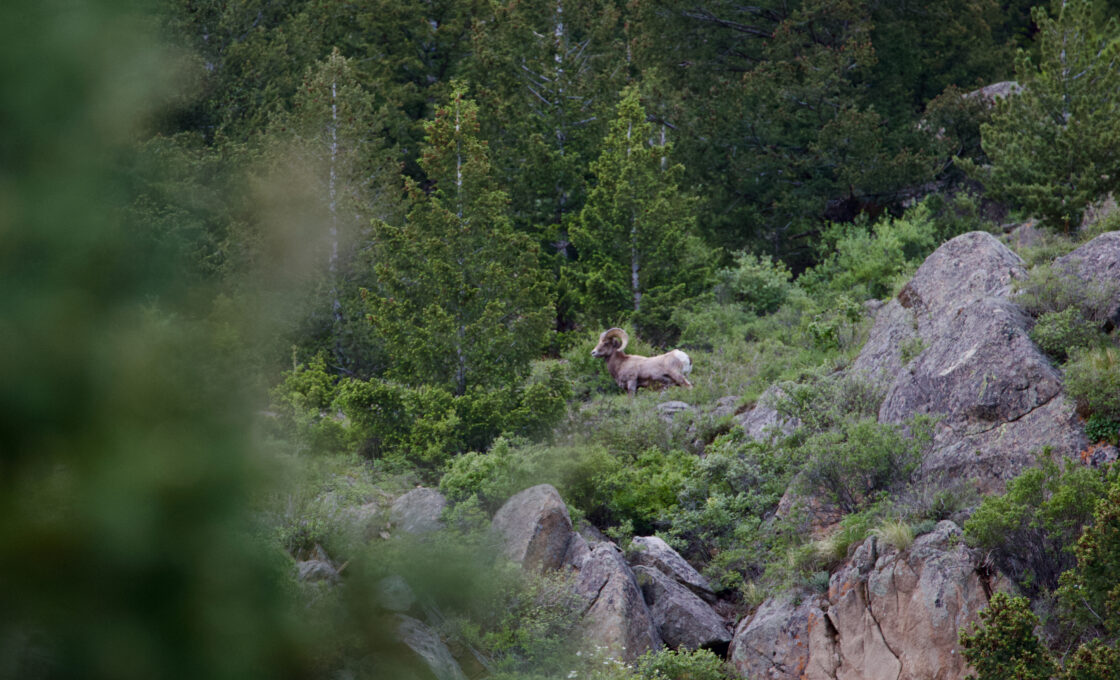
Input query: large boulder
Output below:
<box><xmin>390</xmin><ymin>488</ymin><xmax>447</xmax><ymax>535</ymax></box>
<box><xmin>628</xmin><ymin>535</ymin><xmax>716</xmax><ymax>603</ymax></box>
<box><xmin>575</xmin><ymin>543</ymin><xmax>663</xmax><ymax>661</ymax></box>
<box><xmin>634</xmin><ymin>566</ymin><xmax>731</xmax><ymax>653</ymax></box>
<box><xmin>854</xmin><ymin>232</ymin><xmax>1086</xmax><ymax>492</ymax></box>
<box><xmin>491</xmin><ymin>484</ymin><xmax>574</xmax><ymax>573</ymax></box>
<box><xmin>1053</xmin><ymin>231</ymin><xmax>1120</xmax><ymax>331</ymax></box>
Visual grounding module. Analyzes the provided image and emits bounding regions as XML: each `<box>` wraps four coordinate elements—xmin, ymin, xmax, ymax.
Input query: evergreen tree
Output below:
<box><xmin>367</xmin><ymin>84</ymin><xmax>553</xmax><ymax>396</ymax></box>
<box><xmin>567</xmin><ymin>87</ymin><xmax>712</xmax><ymax>341</ymax></box>
<box><xmin>468</xmin><ymin>0</ymin><xmax>628</xmax><ymax>246</ymax></box>
<box><xmin>265</xmin><ymin>48</ymin><xmax>402</xmax><ymax>375</ymax></box>
<box><xmin>963</xmin><ymin>0</ymin><xmax>1120</xmax><ymax>231</ymax></box>
<box><xmin>959</xmin><ymin>592</ymin><xmax>1056</xmax><ymax>680</ymax></box>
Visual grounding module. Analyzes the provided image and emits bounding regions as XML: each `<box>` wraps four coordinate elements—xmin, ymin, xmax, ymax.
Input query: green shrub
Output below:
<box><xmin>774</xmin><ymin>371</ymin><xmax>886</xmax><ymax>436</ymax></box>
<box><xmin>959</xmin><ymin>592</ymin><xmax>1056</xmax><ymax>680</ymax></box>
<box><xmin>1065</xmin><ymin>346</ymin><xmax>1120</xmax><ymax>420</ymax></box>
<box><xmin>965</xmin><ymin>458</ymin><xmax>1111</xmax><ymax>596</ymax></box>
<box><xmin>1029</xmin><ymin>307</ymin><xmax>1102</xmax><ymax>361</ymax></box>
<box><xmin>1016</xmin><ymin>263</ymin><xmax>1119</xmax><ymax>324</ymax></box>
<box><xmin>441</xmin><ymin>438</ymin><xmax>694</xmax><ymax>536</ymax></box>
<box><xmin>801</xmin><ymin>204</ymin><xmax>938</xmax><ymax>302</ymax></box>
<box><xmin>665</xmin><ymin>430</ymin><xmax>797</xmax><ymax>587</ymax></box>
<box><xmin>634</xmin><ymin>648</ymin><xmax>732</xmax><ymax>679</ymax></box>
<box><xmin>1056</xmin><ymin>477</ymin><xmax>1120</xmax><ymax>639</ymax></box>
<box><xmin>795</xmin><ymin>416</ymin><xmax>933</xmax><ymax>515</ymax></box>
<box><xmin>713</xmin><ymin>251</ymin><xmax>793</xmax><ymax>315</ymax></box>
<box><xmin>1061</xmin><ymin>640</ymin><xmax>1120</xmax><ymax>680</ymax></box>
<box><xmin>813</xmin><ymin>508</ymin><xmax>881</xmax><ymax>567</ymax></box>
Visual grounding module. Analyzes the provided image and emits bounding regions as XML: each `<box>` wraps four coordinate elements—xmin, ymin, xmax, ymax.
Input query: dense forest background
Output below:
<box><xmin>5</xmin><ymin>0</ymin><xmax>1120</xmax><ymax>678</ymax></box>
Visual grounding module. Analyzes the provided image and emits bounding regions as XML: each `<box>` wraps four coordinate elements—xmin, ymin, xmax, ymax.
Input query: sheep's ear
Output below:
<box><xmin>611</xmin><ymin>337</ymin><xmax>620</xmax><ymax>347</ymax></box>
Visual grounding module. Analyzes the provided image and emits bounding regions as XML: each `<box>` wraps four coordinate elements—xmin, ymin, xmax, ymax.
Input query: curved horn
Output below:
<box><xmin>602</xmin><ymin>327</ymin><xmax>629</xmax><ymax>352</ymax></box>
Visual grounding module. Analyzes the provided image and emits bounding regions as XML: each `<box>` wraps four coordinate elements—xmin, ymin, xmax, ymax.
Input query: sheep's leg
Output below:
<box><xmin>626</xmin><ymin>378</ymin><xmax>638</xmax><ymax>397</ymax></box>
<box><xmin>667</xmin><ymin>370</ymin><xmax>693</xmax><ymax>389</ymax></box>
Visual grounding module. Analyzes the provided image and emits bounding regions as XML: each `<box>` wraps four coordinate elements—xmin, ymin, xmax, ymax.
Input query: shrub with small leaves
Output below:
<box><xmin>634</xmin><ymin>647</ymin><xmax>732</xmax><ymax>680</ymax></box>
<box><xmin>713</xmin><ymin>251</ymin><xmax>793</xmax><ymax>315</ymax></box>
<box><xmin>1064</xmin><ymin>346</ymin><xmax>1120</xmax><ymax>421</ymax></box>
<box><xmin>1061</xmin><ymin>640</ymin><xmax>1120</xmax><ymax>680</ymax></box>
<box><xmin>1029</xmin><ymin>307</ymin><xmax>1102</xmax><ymax>362</ymax></box>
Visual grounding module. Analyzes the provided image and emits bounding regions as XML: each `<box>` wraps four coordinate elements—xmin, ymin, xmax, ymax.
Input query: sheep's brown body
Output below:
<box><xmin>591</xmin><ymin>328</ymin><xmax>693</xmax><ymax>397</ymax></box>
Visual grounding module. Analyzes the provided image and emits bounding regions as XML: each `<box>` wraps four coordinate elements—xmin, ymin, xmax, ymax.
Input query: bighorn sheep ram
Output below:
<box><xmin>591</xmin><ymin>327</ymin><xmax>693</xmax><ymax>396</ymax></box>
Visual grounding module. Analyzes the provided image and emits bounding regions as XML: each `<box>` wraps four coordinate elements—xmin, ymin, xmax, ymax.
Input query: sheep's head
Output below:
<box><xmin>591</xmin><ymin>327</ymin><xmax>629</xmax><ymax>358</ymax></box>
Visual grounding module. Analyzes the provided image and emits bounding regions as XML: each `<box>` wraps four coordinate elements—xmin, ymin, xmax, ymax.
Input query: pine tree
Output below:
<box><xmin>468</xmin><ymin>0</ymin><xmax>628</xmax><ymax>251</ymax></box>
<box><xmin>963</xmin><ymin>0</ymin><xmax>1120</xmax><ymax>231</ymax></box>
<box><xmin>567</xmin><ymin>86</ymin><xmax>712</xmax><ymax>342</ymax></box>
<box><xmin>367</xmin><ymin>84</ymin><xmax>553</xmax><ymax>396</ymax></box>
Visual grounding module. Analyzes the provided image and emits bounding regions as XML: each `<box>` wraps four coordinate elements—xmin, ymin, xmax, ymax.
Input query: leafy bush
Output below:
<box><xmin>1084</xmin><ymin>414</ymin><xmax>1120</xmax><ymax>446</ymax></box>
<box><xmin>1064</xmin><ymin>346</ymin><xmax>1120</xmax><ymax>421</ymax></box>
<box><xmin>801</xmin><ymin>204</ymin><xmax>938</xmax><ymax>301</ymax></box>
<box><xmin>440</xmin><ymin>438</ymin><xmax>694</xmax><ymax>535</ymax></box>
<box><xmin>713</xmin><ymin>251</ymin><xmax>793</xmax><ymax>315</ymax></box>
<box><xmin>959</xmin><ymin>592</ymin><xmax>1055</xmax><ymax>680</ymax></box>
<box><xmin>795</xmin><ymin>416</ymin><xmax>933</xmax><ymax>515</ymax></box>
<box><xmin>665</xmin><ymin>430</ymin><xmax>798</xmax><ymax>590</ymax></box>
<box><xmin>964</xmin><ymin>458</ymin><xmax>1112</xmax><ymax>596</ymax></box>
<box><xmin>1030</xmin><ymin>307</ymin><xmax>1102</xmax><ymax>362</ymax></box>
<box><xmin>634</xmin><ymin>647</ymin><xmax>732</xmax><ymax>680</ymax></box>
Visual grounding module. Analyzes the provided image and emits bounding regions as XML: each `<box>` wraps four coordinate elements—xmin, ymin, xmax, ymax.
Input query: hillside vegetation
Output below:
<box><xmin>4</xmin><ymin>1</ymin><xmax>1120</xmax><ymax>679</ymax></box>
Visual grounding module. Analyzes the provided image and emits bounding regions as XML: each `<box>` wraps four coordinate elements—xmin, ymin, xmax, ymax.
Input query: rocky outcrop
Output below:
<box><xmin>390</xmin><ymin>488</ymin><xmax>447</xmax><ymax>535</ymax></box>
<box><xmin>491</xmin><ymin>484</ymin><xmax>574</xmax><ymax>573</ymax></box>
<box><xmin>634</xmin><ymin>566</ymin><xmax>731</xmax><ymax>653</ymax></box>
<box><xmin>728</xmin><ymin>594</ymin><xmax>830</xmax><ymax>679</ymax></box>
<box><xmin>575</xmin><ymin>543</ymin><xmax>663</xmax><ymax>661</ymax></box>
<box><xmin>736</xmin><ymin>385</ymin><xmax>799</xmax><ymax>441</ymax></box>
<box><xmin>629</xmin><ymin>535</ymin><xmax>717</xmax><ymax>603</ymax></box>
<box><xmin>854</xmin><ymin>231</ymin><xmax>1086</xmax><ymax>492</ymax></box>
<box><xmin>730</xmin><ymin>522</ymin><xmax>998</xmax><ymax>680</ymax></box>
<box><xmin>825</xmin><ymin>522</ymin><xmax>994</xmax><ymax>680</ymax></box>
<box><xmin>1053</xmin><ymin>231</ymin><xmax>1120</xmax><ymax>331</ymax></box>
<box><xmin>397</xmin><ymin>615</ymin><xmax>469</xmax><ymax>680</ymax></box>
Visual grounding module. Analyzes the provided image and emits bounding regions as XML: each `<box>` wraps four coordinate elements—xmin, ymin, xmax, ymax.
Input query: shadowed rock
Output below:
<box><xmin>491</xmin><ymin>484</ymin><xmax>574</xmax><ymax>573</ymax></box>
<box><xmin>634</xmin><ymin>566</ymin><xmax>730</xmax><ymax>653</ymax></box>
<box><xmin>575</xmin><ymin>542</ymin><xmax>662</xmax><ymax>661</ymax></box>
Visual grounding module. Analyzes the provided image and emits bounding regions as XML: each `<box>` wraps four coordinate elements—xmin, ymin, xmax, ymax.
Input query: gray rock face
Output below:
<box><xmin>852</xmin><ymin>231</ymin><xmax>1086</xmax><ymax>492</ymax></box>
<box><xmin>849</xmin><ymin>299</ymin><xmax>918</xmax><ymax>383</ymax></box>
<box><xmin>296</xmin><ymin>559</ymin><xmax>340</xmax><ymax>584</ymax></box>
<box><xmin>491</xmin><ymin>484</ymin><xmax>574</xmax><ymax>573</ymax></box>
<box><xmin>736</xmin><ymin>385</ymin><xmax>799</xmax><ymax>441</ymax></box>
<box><xmin>634</xmin><ymin>566</ymin><xmax>730</xmax><ymax>652</ymax></box>
<box><xmin>396</xmin><ymin>615</ymin><xmax>468</xmax><ymax>680</ymax></box>
<box><xmin>628</xmin><ymin>535</ymin><xmax>716</xmax><ymax>603</ymax></box>
<box><xmin>820</xmin><ymin>522</ymin><xmax>993</xmax><ymax>680</ymax></box>
<box><xmin>390</xmin><ymin>488</ymin><xmax>447</xmax><ymax>535</ymax></box>
<box><xmin>657</xmin><ymin>400</ymin><xmax>694</xmax><ymax>422</ymax></box>
<box><xmin>895</xmin><ymin>231</ymin><xmax>1024</xmax><ymax>325</ymax></box>
<box><xmin>728</xmin><ymin>594</ymin><xmax>830</xmax><ymax>680</ymax></box>
<box><xmin>1053</xmin><ymin>231</ymin><xmax>1120</xmax><ymax>330</ymax></box>
<box><xmin>575</xmin><ymin>543</ymin><xmax>663</xmax><ymax>661</ymax></box>
<box><xmin>731</xmin><ymin>522</ymin><xmax>998</xmax><ymax>680</ymax></box>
